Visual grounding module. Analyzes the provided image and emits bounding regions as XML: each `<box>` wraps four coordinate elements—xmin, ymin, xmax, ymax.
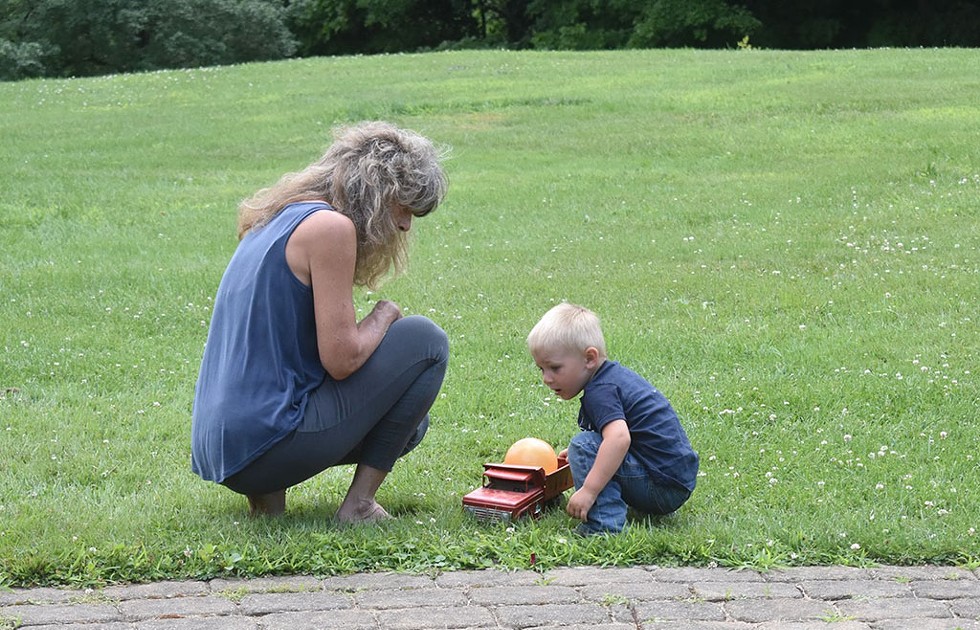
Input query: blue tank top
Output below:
<box><xmin>191</xmin><ymin>201</ymin><xmax>331</xmax><ymax>483</ymax></box>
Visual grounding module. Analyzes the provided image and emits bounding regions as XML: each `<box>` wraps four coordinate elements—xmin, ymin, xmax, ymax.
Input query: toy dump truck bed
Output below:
<box><xmin>462</xmin><ymin>456</ymin><xmax>573</xmax><ymax>522</ymax></box>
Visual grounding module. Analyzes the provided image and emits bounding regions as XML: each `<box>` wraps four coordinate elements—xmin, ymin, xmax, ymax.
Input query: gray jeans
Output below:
<box><xmin>223</xmin><ymin>316</ymin><xmax>449</xmax><ymax>495</ymax></box>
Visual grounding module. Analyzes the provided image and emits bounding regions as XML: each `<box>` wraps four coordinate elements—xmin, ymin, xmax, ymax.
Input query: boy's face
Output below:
<box><xmin>530</xmin><ymin>346</ymin><xmax>601</xmax><ymax>400</ymax></box>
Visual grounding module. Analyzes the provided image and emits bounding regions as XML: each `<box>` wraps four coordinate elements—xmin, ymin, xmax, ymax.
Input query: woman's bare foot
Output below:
<box><xmin>334</xmin><ymin>464</ymin><xmax>393</xmax><ymax>524</ymax></box>
<box><xmin>247</xmin><ymin>490</ymin><xmax>286</xmax><ymax>516</ymax></box>
<box><xmin>335</xmin><ymin>500</ymin><xmax>392</xmax><ymax>524</ymax></box>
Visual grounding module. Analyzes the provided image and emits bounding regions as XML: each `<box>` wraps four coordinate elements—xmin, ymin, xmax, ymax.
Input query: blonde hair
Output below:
<box><xmin>237</xmin><ymin>121</ymin><xmax>448</xmax><ymax>288</ymax></box>
<box><xmin>527</xmin><ymin>303</ymin><xmax>607</xmax><ymax>358</ymax></box>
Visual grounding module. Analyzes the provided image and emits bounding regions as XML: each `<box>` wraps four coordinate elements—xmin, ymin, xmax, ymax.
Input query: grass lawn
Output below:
<box><xmin>0</xmin><ymin>47</ymin><xmax>978</xmax><ymax>587</ymax></box>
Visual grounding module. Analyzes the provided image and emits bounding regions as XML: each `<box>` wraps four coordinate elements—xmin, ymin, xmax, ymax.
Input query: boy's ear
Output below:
<box><xmin>584</xmin><ymin>346</ymin><xmax>600</xmax><ymax>367</ymax></box>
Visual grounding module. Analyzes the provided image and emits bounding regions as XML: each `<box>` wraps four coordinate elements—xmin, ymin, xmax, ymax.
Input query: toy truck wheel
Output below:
<box><xmin>545</xmin><ymin>495</ymin><xmax>566</xmax><ymax>509</ymax></box>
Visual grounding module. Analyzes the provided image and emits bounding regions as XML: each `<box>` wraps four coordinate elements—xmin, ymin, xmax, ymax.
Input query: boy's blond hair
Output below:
<box><xmin>527</xmin><ymin>303</ymin><xmax>607</xmax><ymax>358</ymax></box>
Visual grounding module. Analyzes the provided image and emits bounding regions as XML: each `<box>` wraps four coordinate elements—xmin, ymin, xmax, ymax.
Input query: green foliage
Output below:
<box><xmin>0</xmin><ymin>38</ymin><xmax>48</xmax><ymax>81</ymax></box>
<box><xmin>528</xmin><ymin>0</ymin><xmax>761</xmax><ymax>50</ymax></box>
<box><xmin>0</xmin><ymin>0</ymin><xmax>296</xmax><ymax>79</ymax></box>
<box><xmin>629</xmin><ymin>0</ymin><xmax>761</xmax><ymax>47</ymax></box>
<box><xmin>287</xmin><ymin>0</ymin><xmax>478</xmax><ymax>56</ymax></box>
<box><xmin>285</xmin><ymin>0</ymin><xmax>369</xmax><ymax>56</ymax></box>
<box><xmin>358</xmin><ymin>0</ymin><xmax>478</xmax><ymax>50</ymax></box>
<box><xmin>2</xmin><ymin>0</ymin><xmax>979</xmax><ymax>80</ymax></box>
<box><xmin>865</xmin><ymin>1</ymin><xmax>980</xmax><ymax>47</ymax></box>
<box><xmin>0</xmin><ymin>48</ymin><xmax>978</xmax><ymax>587</ymax></box>
<box><xmin>742</xmin><ymin>0</ymin><xmax>980</xmax><ymax>48</ymax></box>
<box><xmin>473</xmin><ymin>0</ymin><xmax>535</xmax><ymax>47</ymax></box>
<box><xmin>528</xmin><ymin>0</ymin><xmax>637</xmax><ymax>50</ymax></box>
<box><xmin>139</xmin><ymin>0</ymin><xmax>298</xmax><ymax>69</ymax></box>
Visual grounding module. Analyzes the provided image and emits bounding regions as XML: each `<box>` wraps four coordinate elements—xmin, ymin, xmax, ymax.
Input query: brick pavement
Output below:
<box><xmin>2</xmin><ymin>565</ymin><xmax>979</xmax><ymax>629</ymax></box>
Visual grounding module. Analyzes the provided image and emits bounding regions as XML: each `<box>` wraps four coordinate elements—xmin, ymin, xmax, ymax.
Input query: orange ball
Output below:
<box><xmin>504</xmin><ymin>437</ymin><xmax>558</xmax><ymax>473</ymax></box>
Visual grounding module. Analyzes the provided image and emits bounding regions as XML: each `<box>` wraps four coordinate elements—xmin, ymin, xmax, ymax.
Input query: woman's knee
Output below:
<box><xmin>401</xmin><ymin>415</ymin><xmax>429</xmax><ymax>456</ymax></box>
<box><xmin>391</xmin><ymin>315</ymin><xmax>448</xmax><ymax>363</ymax></box>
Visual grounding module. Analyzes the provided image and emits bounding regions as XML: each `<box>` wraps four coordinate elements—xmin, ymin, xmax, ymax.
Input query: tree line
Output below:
<box><xmin>3</xmin><ymin>0</ymin><xmax>978</xmax><ymax>81</ymax></box>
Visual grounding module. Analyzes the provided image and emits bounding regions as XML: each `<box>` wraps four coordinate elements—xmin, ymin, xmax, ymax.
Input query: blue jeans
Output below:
<box><xmin>566</xmin><ymin>431</ymin><xmax>692</xmax><ymax>535</ymax></box>
<box><xmin>223</xmin><ymin>315</ymin><xmax>448</xmax><ymax>495</ymax></box>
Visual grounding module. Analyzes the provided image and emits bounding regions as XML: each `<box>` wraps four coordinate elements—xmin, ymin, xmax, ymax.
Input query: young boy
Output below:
<box><xmin>527</xmin><ymin>303</ymin><xmax>698</xmax><ymax>535</ymax></box>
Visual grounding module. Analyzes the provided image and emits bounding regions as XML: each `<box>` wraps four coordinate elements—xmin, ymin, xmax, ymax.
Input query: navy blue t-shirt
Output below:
<box><xmin>578</xmin><ymin>361</ymin><xmax>699</xmax><ymax>492</ymax></box>
<box><xmin>191</xmin><ymin>202</ymin><xmax>331</xmax><ymax>483</ymax></box>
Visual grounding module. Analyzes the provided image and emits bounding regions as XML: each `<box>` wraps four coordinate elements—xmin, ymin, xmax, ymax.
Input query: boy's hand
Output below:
<box><xmin>566</xmin><ymin>488</ymin><xmax>597</xmax><ymax>521</ymax></box>
<box><xmin>566</xmin><ymin>420</ymin><xmax>631</xmax><ymax>523</ymax></box>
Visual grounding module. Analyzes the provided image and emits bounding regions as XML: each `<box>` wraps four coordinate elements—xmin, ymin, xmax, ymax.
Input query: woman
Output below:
<box><xmin>191</xmin><ymin>121</ymin><xmax>449</xmax><ymax>522</ymax></box>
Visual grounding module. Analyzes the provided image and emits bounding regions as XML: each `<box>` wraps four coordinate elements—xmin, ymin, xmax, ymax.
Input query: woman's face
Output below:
<box><xmin>392</xmin><ymin>204</ymin><xmax>414</xmax><ymax>232</ymax></box>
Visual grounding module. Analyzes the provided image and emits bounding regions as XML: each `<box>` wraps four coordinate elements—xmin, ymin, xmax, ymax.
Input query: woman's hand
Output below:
<box><xmin>367</xmin><ymin>299</ymin><xmax>403</xmax><ymax>325</ymax></box>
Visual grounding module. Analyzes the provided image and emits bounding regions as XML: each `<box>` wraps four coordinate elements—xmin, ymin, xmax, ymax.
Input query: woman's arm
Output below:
<box><xmin>287</xmin><ymin>210</ymin><xmax>401</xmax><ymax>380</ymax></box>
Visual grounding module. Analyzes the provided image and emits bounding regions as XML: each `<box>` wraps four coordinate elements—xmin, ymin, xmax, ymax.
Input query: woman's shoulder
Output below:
<box><xmin>286</xmin><ymin>198</ymin><xmax>333</xmax><ymax>208</ymax></box>
<box><xmin>286</xmin><ymin>208</ymin><xmax>354</xmax><ymax>255</ymax></box>
<box><xmin>281</xmin><ymin>199</ymin><xmax>335</xmax><ymax>216</ymax></box>
<box><xmin>284</xmin><ymin>206</ymin><xmax>357</xmax><ymax>284</ymax></box>
<box><xmin>295</xmin><ymin>207</ymin><xmax>353</xmax><ymax>233</ymax></box>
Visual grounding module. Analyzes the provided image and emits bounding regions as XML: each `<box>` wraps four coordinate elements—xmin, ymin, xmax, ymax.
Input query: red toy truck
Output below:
<box><xmin>462</xmin><ymin>455</ymin><xmax>574</xmax><ymax>522</ymax></box>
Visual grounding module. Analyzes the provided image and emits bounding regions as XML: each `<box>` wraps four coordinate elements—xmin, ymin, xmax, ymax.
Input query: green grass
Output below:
<box><xmin>1</xmin><ymin>47</ymin><xmax>978</xmax><ymax>587</ymax></box>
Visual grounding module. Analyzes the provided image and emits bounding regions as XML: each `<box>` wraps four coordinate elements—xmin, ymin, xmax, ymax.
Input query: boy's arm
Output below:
<box><xmin>566</xmin><ymin>419</ymin><xmax>631</xmax><ymax>521</ymax></box>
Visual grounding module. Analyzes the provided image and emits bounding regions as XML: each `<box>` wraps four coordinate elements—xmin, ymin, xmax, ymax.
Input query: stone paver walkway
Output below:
<box><xmin>2</xmin><ymin>565</ymin><xmax>980</xmax><ymax>629</ymax></box>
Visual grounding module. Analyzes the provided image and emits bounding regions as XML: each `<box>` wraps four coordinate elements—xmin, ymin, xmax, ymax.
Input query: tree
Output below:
<box><xmin>1</xmin><ymin>0</ymin><xmax>58</xmax><ymax>79</ymax></box>
<box><xmin>528</xmin><ymin>0</ymin><xmax>637</xmax><ymax>50</ymax></box>
<box><xmin>0</xmin><ymin>39</ymin><xmax>47</xmax><ymax>80</ymax></box>
<box><xmin>630</xmin><ymin>0</ymin><xmax>761</xmax><ymax>48</ymax></box>
<box><xmin>138</xmin><ymin>0</ymin><xmax>297</xmax><ymax>70</ymax></box>
<box><xmin>360</xmin><ymin>0</ymin><xmax>478</xmax><ymax>51</ymax></box>
<box><xmin>526</xmin><ymin>0</ymin><xmax>759</xmax><ymax>50</ymax></box>
<box><xmin>865</xmin><ymin>0</ymin><xmax>980</xmax><ymax>47</ymax></box>
<box><xmin>472</xmin><ymin>0</ymin><xmax>535</xmax><ymax>47</ymax></box>
<box><xmin>286</xmin><ymin>0</ymin><xmax>478</xmax><ymax>56</ymax></box>
<box><xmin>740</xmin><ymin>0</ymin><xmax>980</xmax><ymax>48</ymax></box>
<box><xmin>0</xmin><ymin>0</ymin><xmax>297</xmax><ymax>80</ymax></box>
<box><xmin>5</xmin><ymin>0</ymin><xmax>979</xmax><ymax>81</ymax></box>
<box><xmin>286</xmin><ymin>0</ymin><xmax>380</xmax><ymax>56</ymax></box>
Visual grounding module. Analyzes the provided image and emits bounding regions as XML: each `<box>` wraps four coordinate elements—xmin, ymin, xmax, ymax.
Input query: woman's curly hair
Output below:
<box><xmin>237</xmin><ymin>121</ymin><xmax>448</xmax><ymax>288</ymax></box>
